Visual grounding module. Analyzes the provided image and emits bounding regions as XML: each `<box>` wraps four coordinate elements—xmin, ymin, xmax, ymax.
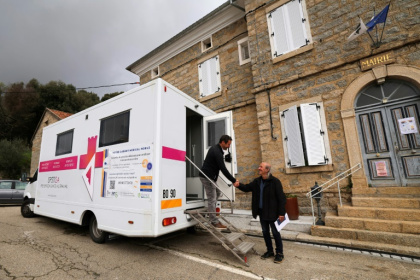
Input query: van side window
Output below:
<box><xmin>56</xmin><ymin>129</ymin><xmax>74</xmax><ymax>156</ymax></box>
<box><xmin>99</xmin><ymin>111</ymin><xmax>130</xmax><ymax>147</ymax></box>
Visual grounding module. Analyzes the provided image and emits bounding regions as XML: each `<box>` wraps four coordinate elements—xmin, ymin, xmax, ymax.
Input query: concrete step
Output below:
<box><xmin>352</xmin><ymin>187</ymin><xmax>420</xmax><ymax>197</ymax></box>
<box><xmin>295</xmin><ymin>232</ymin><xmax>420</xmax><ymax>258</ymax></box>
<box><xmin>311</xmin><ymin>226</ymin><xmax>420</xmax><ymax>248</ymax></box>
<box><xmin>351</xmin><ymin>197</ymin><xmax>420</xmax><ymax>209</ymax></box>
<box><xmin>338</xmin><ymin>204</ymin><xmax>420</xmax><ymax>221</ymax></box>
<box><xmin>325</xmin><ymin>212</ymin><xmax>420</xmax><ymax>234</ymax></box>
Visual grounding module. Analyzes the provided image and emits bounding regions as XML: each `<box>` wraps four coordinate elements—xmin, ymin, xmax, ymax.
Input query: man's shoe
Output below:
<box><xmin>212</xmin><ymin>222</ymin><xmax>227</xmax><ymax>229</ymax></box>
<box><xmin>274</xmin><ymin>253</ymin><xmax>284</xmax><ymax>263</ymax></box>
<box><xmin>260</xmin><ymin>251</ymin><xmax>275</xmax><ymax>259</ymax></box>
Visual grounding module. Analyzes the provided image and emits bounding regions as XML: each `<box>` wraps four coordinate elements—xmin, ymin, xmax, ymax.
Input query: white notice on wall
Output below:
<box><xmin>398</xmin><ymin>117</ymin><xmax>418</xmax><ymax>135</ymax></box>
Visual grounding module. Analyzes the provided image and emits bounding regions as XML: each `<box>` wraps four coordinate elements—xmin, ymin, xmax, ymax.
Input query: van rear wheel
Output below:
<box><xmin>89</xmin><ymin>216</ymin><xmax>108</xmax><ymax>243</ymax></box>
<box><xmin>21</xmin><ymin>200</ymin><xmax>35</xmax><ymax>218</ymax></box>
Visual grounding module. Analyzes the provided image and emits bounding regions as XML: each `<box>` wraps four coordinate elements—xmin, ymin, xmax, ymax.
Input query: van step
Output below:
<box><xmin>185</xmin><ymin>209</ymin><xmax>257</xmax><ymax>266</ymax></box>
<box><xmin>225</xmin><ymin>232</ymin><xmax>243</xmax><ymax>242</ymax></box>
<box><xmin>236</xmin><ymin>242</ymin><xmax>256</xmax><ymax>254</ymax></box>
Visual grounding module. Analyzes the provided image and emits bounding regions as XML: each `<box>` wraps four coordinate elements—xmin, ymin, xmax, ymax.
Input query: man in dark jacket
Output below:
<box><xmin>200</xmin><ymin>135</ymin><xmax>237</xmax><ymax>229</ymax></box>
<box><xmin>234</xmin><ymin>162</ymin><xmax>287</xmax><ymax>263</ymax></box>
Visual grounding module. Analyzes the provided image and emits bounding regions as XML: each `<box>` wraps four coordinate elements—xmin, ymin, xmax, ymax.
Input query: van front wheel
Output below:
<box><xmin>89</xmin><ymin>216</ymin><xmax>108</xmax><ymax>243</ymax></box>
<box><xmin>21</xmin><ymin>200</ymin><xmax>35</xmax><ymax>218</ymax></box>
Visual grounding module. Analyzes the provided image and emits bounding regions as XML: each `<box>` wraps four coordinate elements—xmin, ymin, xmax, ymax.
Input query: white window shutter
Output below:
<box><xmin>282</xmin><ymin>105</ymin><xmax>305</xmax><ymax>167</ymax></box>
<box><xmin>269</xmin><ymin>8</ymin><xmax>289</xmax><ymax>56</ymax></box>
<box><xmin>300</xmin><ymin>103</ymin><xmax>327</xmax><ymax>165</ymax></box>
<box><xmin>286</xmin><ymin>0</ymin><xmax>307</xmax><ymax>49</ymax></box>
<box><xmin>198</xmin><ymin>56</ymin><xmax>220</xmax><ymax>97</ymax></box>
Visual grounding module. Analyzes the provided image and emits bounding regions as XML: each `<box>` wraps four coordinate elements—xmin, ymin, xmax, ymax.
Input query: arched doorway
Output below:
<box><xmin>355</xmin><ymin>79</ymin><xmax>420</xmax><ymax>186</ymax></box>
<box><xmin>341</xmin><ymin>65</ymin><xmax>420</xmax><ymax>189</ymax></box>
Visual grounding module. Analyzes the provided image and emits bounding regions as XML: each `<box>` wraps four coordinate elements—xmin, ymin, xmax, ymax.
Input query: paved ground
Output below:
<box><xmin>1</xmin><ymin>206</ymin><xmax>420</xmax><ymax>280</ymax></box>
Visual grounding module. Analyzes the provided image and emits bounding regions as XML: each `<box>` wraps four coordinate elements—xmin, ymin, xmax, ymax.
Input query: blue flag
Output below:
<box><xmin>366</xmin><ymin>4</ymin><xmax>390</xmax><ymax>31</ymax></box>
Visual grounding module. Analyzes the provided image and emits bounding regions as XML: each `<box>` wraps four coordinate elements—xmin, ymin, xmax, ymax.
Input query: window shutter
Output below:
<box><xmin>282</xmin><ymin>105</ymin><xmax>305</xmax><ymax>167</ymax></box>
<box><xmin>198</xmin><ymin>56</ymin><xmax>220</xmax><ymax>97</ymax></box>
<box><xmin>300</xmin><ymin>103</ymin><xmax>327</xmax><ymax>165</ymax></box>
<box><xmin>286</xmin><ymin>0</ymin><xmax>307</xmax><ymax>49</ymax></box>
<box><xmin>269</xmin><ymin>8</ymin><xmax>289</xmax><ymax>56</ymax></box>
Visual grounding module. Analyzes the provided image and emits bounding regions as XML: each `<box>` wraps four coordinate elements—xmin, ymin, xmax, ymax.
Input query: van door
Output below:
<box><xmin>203</xmin><ymin>111</ymin><xmax>236</xmax><ymax>201</ymax></box>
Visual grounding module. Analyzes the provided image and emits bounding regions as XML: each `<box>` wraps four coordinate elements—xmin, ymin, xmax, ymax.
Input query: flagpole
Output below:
<box><xmin>358</xmin><ymin>15</ymin><xmax>376</xmax><ymax>45</ymax></box>
<box><xmin>378</xmin><ymin>1</ymin><xmax>391</xmax><ymax>47</ymax></box>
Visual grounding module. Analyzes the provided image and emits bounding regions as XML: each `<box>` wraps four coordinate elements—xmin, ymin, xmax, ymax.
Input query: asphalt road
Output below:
<box><xmin>0</xmin><ymin>206</ymin><xmax>419</xmax><ymax>280</ymax></box>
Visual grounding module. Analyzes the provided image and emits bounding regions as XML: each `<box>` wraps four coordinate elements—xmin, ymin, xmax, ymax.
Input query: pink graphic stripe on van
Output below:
<box><xmin>39</xmin><ymin>156</ymin><xmax>78</xmax><ymax>172</ymax></box>
<box><xmin>162</xmin><ymin>146</ymin><xmax>186</xmax><ymax>162</ymax></box>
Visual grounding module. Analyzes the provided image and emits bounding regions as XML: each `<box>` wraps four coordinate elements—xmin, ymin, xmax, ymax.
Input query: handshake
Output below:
<box><xmin>233</xmin><ymin>180</ymin><xmax>240</xmax><ymax>187</ymax></box>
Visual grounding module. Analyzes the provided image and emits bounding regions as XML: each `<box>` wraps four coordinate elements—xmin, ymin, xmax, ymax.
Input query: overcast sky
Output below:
<box><xmin>0</xmin><ymin>0</ymin><xmax>227</xmax><ymax>97</ymax></box>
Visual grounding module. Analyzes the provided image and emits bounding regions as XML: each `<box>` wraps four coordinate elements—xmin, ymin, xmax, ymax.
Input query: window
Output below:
<box><xmin>15</xmin><ymin>182</ymin><xmax>27</xmax><ymax>190</ymax></box>
<box><xmin>198</xmin><ymin>55</ymin><xmax>221</xmax><ymax>98</ymax></box>
<box><xmin>237</xmin><ymin>37</ymin><xmax>251</xmax><ymax>65</ymax></box>
<box><xmin>280</xmin><ymin>103</ymin><xmax>330</xmax><ymax>168</ymax></box>
<box><xmin>151</xmin><ymin>66</ymin><xmax>159</xmax><ymax>78</ymax></box>
<box><xmin>266</xmin><ymin>0</ymin><xmax>311</xmax><ymax>58</ymax></box>
<box><xmin>201</xmin><ymin>37</ymin><xmax>213</xmax><ymax>52</ymax></box>
<box><xmin>0</xmin><ymin>181</ymin><xmax>12</xmax><ymax>189</ymax></box>
<box><xmin>99</xmin><ymin>111</ymin><xmax>130</xmax><ymax>147</ymax></box>
<box><xmin>55</xmin><ymin>130</ymin><xmax>74</xmax><ymax>156</ymax></box>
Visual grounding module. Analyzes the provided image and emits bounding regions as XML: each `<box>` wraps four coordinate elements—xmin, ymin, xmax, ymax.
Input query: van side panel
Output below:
<box><xmin>36</xmin><ymin>83</ymin><xmax>158</xmax><ymax>236</ymax></box>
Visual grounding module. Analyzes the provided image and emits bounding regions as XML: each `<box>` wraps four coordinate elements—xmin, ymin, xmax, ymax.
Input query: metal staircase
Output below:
<box><xmin>185</xmin><ymin>208</ymin><xmax>258</xmax><ymax>266</ymax></box>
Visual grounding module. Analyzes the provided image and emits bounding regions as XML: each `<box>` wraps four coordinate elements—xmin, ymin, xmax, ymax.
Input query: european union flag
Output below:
<box><xmin>366</xmin><ymin>4</ymin><xmax>390</xmax><ymax>31</ymax></box>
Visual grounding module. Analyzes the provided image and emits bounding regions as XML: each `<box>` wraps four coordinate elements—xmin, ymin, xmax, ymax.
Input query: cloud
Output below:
<box><xmin>0</xmin><ymin>0</ymin><xmax>226</xmax><ymax>97</ymax></box>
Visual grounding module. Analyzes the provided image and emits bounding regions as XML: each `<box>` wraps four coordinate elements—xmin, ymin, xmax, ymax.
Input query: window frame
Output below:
<box><xmin>266</xmin><ymin>0</ymin><xmax>313</xmax><ymax>63</ymax></box>
<box><xmin>198</xmin><ymin>55</ymin><xmax>222</xmax><ymax>99</ymax></box>
<box><xmin>99</xmin><ymin>110</ymin><xmax>130</xmax><ymax>148</ymax></box>
<box><xmin>151</xmin><ymin>66</ymin><xmax>160</xmax><ymax>78</ymax></box>
<box><xmin>55</xmin><ymin>129</ymin><xmax>74</xmax><ymax>156</ymax></box>
<box><xmin>279</xmin><ymin>99</ymin><xmax>333</xmax><ymax>173</ymax></box>
<box><xmin>237</xmin><ymin>37</ymin><xmax>251</xmax><ymax>65</ymax></box>
<box><xmin>201</xmin><ymin>36</ymin><xmax>213</xmax><ymax>52</ymax></box>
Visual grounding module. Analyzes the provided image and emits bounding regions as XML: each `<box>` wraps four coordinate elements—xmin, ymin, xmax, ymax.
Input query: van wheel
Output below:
<box><xmin>21</xmin><ymin>200</ymin><xmax>35</xmax><ymax>218</ymax></box>
<box><xmin>89</xmin><ymin>216</ymin><xmax>108</xmax><ymax>243</ymax></box>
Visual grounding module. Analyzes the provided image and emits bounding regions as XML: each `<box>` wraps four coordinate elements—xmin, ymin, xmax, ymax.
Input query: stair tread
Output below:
<box><xmin>224</xmin><ymin>232</ymin><xmax>244</xmax><ymax>242</ymax></box>
<box><xmin>339</xmin><ymin>204</ymin><xmax>420</xmax><ymax>212</ymax></box>
<box><xmin>327</xmin><ymin>215</ymin><xmax>420</xmax><ymax>224</ymax></box>
<box><xmin>299</xmin><ymin>234</ymin><xmax>420</xmax><ymax>257</ymax></box>
<box><xmin>235</xmin><ymin>242</ymin><xmax>255</xmax><ymax>254</ymax></box>
<box><xmin>313</xmin><ymin>225</ymin><xmax>420</xmax><ymax>237</ymax></box>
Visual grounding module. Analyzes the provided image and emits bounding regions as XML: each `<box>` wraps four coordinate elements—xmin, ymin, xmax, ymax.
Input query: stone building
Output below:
<box><xmin>30</xmin><ymin>108</ymin><xmax>72</xmax><ymax>176</ymax></box>
<box><xmin>127</xmin><ymin>0</ymin><xmax>419</xmax><ymax>209</ymax></box>
<box><xmin>126</xmin><ymin>0</ymin><xmax>420</xmax><ymax>253</ymax></box>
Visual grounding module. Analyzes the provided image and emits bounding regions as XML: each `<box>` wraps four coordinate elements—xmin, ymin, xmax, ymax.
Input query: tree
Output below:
<box><xmin>1</xmin><ymin>81</ymin><xmax>40</xmax><ymax>141</ymax></box>
<box><xmin>0</xmin><ymin>139</ymin><xmax>31</xmax><ymax>179</ymax></box>
<box><xmin>101</xmin><ymin>91</ymin><xmax>124</xmax><ymax>102</ymax></box>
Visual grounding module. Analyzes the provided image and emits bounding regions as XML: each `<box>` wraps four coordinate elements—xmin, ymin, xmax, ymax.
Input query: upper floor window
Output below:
<box><xmin>99</xmin><ymin>111</ymin><xmax>130</xmax><ymax>147</ymax></box>
<box><xmin>237</xmin><ymin>37</ymin><xmax>251</xmax><ymax>65</ymax></box>
<box><xmin>198</xmin><ymin>55</ymin><xmax>221</xmax><ymax>98</ymax></box>
<box><xmin>280</xmin><ymin>102</ymin><xmax>330</xmax><ymax>168</ymax></box>
<box><xmin>201</xmin><ymin>37</ymin><xmax>213</xmax><ymax>52</ymax></box>
<box><xmin>151</xmin><ymin>66</ymin><xmax>160</xmax><ymax>78</ymax></box>
<box><xmin>266</xmin><ymin>0</ymin><xmax>311</xmax><ymax>59</ymax></box>
<box><xmin>56</xmin><ymin>129</ymin><xmax>74</xmax><ymax>156</ymax></box>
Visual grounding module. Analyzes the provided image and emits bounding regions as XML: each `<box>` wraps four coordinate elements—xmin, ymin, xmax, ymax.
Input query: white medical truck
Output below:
<box><xmin>22</xmin><ymin>78</ymin><xmax>237</xmax><ymax>243</ymax></box>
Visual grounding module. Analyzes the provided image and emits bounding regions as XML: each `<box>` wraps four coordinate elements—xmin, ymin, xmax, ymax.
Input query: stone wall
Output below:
<box><xmin>30</xmin><ymin>111</ymin><xmax>60</xmax><ymax>176</ymax></box>
<box><xmin>244</xmin><ymin>0</ymin><xmax>420</xmax><ymax>210</ymax></box>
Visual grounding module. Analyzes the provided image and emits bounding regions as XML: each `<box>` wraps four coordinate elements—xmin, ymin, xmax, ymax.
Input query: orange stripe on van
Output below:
<box><xmin>161</xmin><ymin>199</ymin><xmax>182</xmax><ymax>209</ymax></box>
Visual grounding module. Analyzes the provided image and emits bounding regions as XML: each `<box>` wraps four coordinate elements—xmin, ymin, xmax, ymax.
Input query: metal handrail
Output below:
<box><xmin>185</xmin><ymin>155</ymin><xmax>234</xmax><ymax>214</ymax></box>
<box><xmin>306</xmin><ymin>163</ymin><xmax>362</xmax><ymax>225</ymax></box>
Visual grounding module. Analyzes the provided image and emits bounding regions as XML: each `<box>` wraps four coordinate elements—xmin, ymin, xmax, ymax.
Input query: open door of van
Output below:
<box><xmin>203</xmin><ymin>111</ymin><xmax>236</xmax><ymax>202</ymax></box>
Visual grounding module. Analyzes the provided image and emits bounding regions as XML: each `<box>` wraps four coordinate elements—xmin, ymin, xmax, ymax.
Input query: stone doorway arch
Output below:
<box><xmin>341</xmin><ymin>64</ymin><xmax>420</xmax><ymax>189</ymax></box>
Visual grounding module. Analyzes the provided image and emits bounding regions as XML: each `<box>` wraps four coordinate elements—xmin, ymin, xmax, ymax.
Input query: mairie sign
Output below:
<box><xmin>360</xmin><ymin>51</ymin><xmax>395</xmax><ymax>71</ymax></box>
